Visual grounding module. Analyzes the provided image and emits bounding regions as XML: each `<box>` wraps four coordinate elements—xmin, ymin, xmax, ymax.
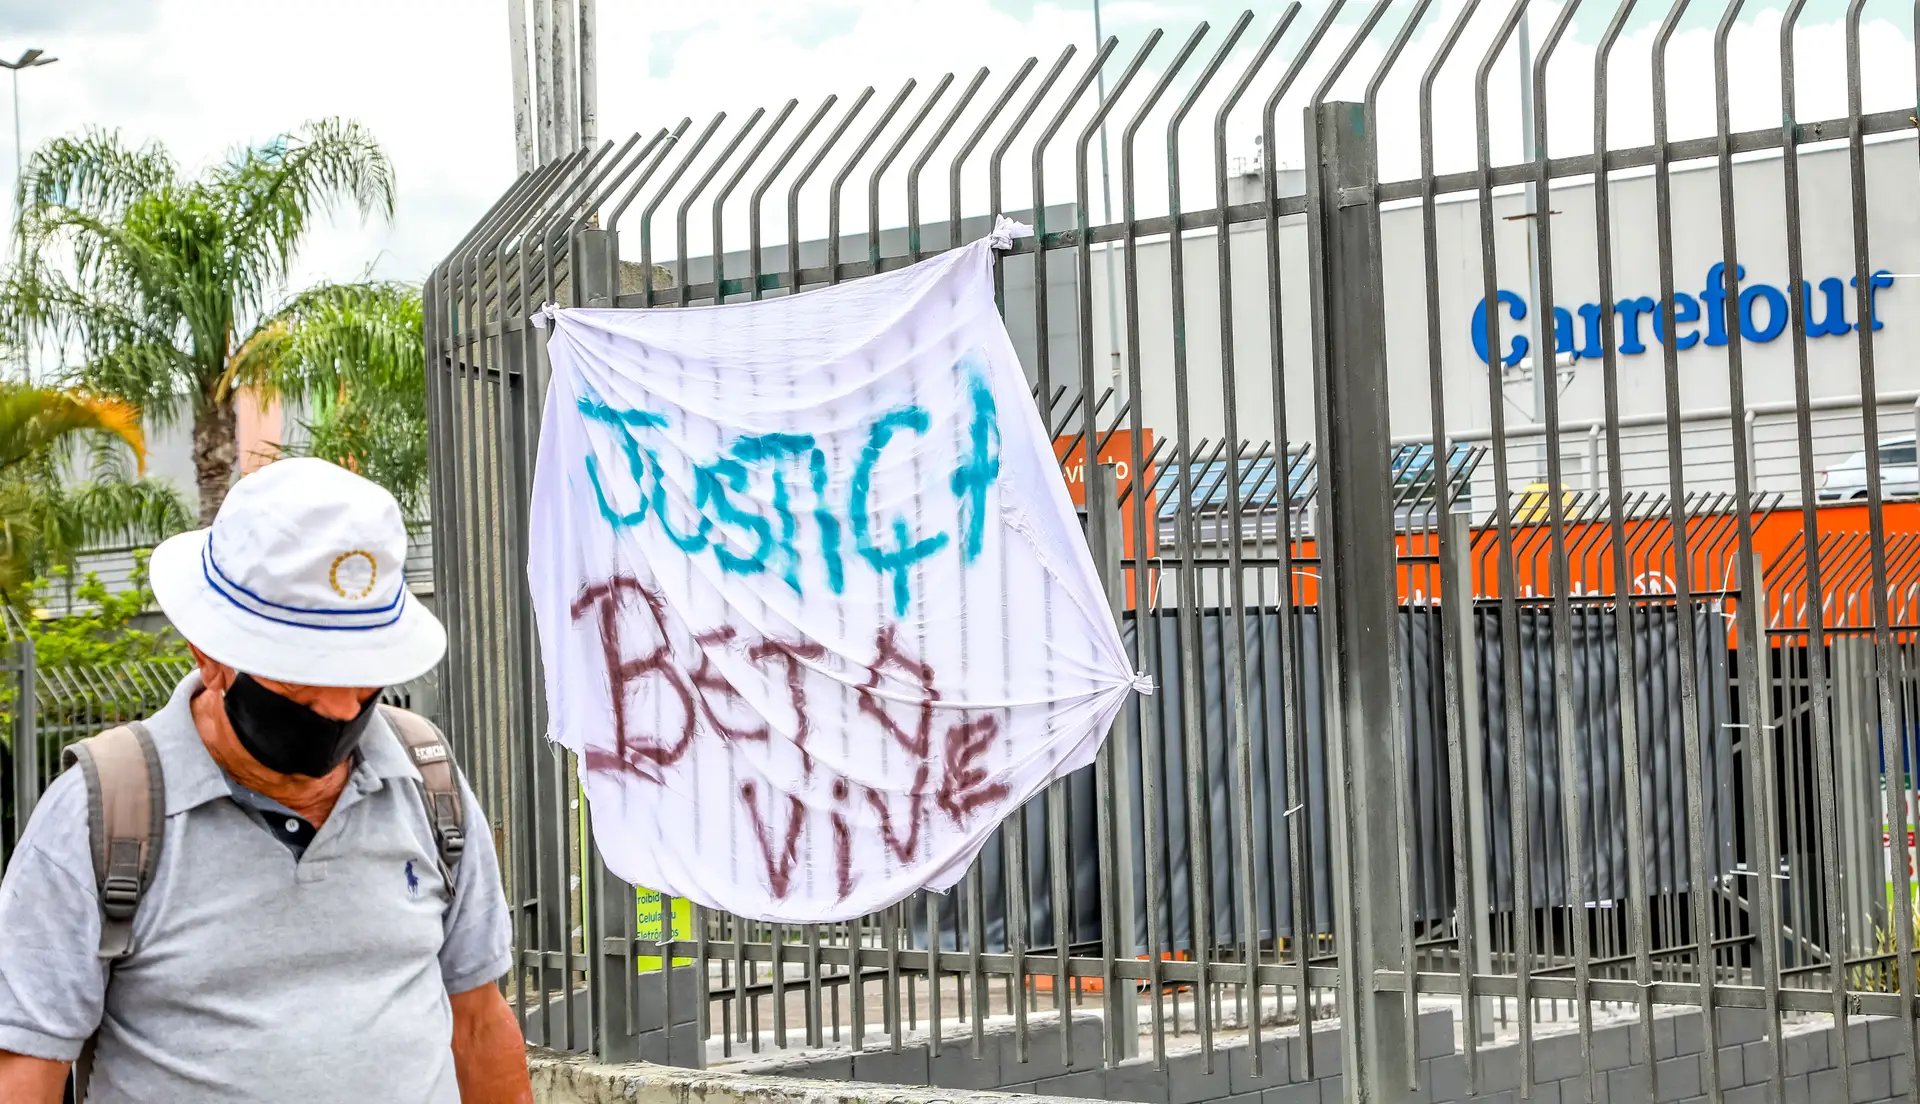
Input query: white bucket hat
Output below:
<box><xmin>149</xmin><ymin>457</ymin><xmax>446</xmax><ymax>688</ymax></box>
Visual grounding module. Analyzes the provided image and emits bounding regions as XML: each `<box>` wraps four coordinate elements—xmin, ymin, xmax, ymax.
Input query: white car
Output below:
<box><xmin>1818</xmin><ymin>434</ymin><xmax>1920</xmax><ymax>502</ymax></box>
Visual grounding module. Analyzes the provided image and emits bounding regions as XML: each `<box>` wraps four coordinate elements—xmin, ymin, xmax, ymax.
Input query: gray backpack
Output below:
<box><xmin>58</xmin><ymin>706</ymin><xmax>465</xmax><ymax>1101</ymax></box>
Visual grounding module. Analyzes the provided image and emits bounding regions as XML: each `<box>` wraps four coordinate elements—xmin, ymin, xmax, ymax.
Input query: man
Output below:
<box><xmin>0</xmin><ymin>458</ymin><xmax>531</xmax><ymax>1102</ymax></box>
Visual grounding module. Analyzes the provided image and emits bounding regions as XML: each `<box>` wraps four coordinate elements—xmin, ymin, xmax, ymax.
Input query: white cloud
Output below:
<box><xmin>4</xmin><ymin>0</ymin><xmax>1913</xmax><ymax>301</ymax></box>
<box><xmin>6</xmin><ymin>0</ymin><xmax>517</xmax><ymax>289</ymax></box>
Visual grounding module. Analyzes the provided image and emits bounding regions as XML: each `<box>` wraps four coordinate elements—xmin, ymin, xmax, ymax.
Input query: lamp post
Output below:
<box><xmin>2</xmin><ymin>49</ymin><xmax>58</xmax><ymax>224</ymax></box>
<box><xmin>2</xmin><ymin>48</ymin><xmax>55</xmax><ymax>379</ymax></box>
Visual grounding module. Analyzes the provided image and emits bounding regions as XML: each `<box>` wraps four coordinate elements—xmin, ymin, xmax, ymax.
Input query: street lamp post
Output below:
<box><xmin>2</xmin><ymin>49</ymin><xmax>59</xmax><ymax>220</ymax></box>
<box><xmin>2</xmin><ymin>48</ymin><xmax>56</xmax><ymax>379</ymax></box>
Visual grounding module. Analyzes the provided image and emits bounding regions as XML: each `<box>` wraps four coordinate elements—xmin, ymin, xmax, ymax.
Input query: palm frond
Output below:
<box><xmin>243</xmin><ymin>279</ymin><xmax>426</xmax><ymax>521</ymax></box>
<box><xmin>296</xmin><ymin>387</ymin><xmax>430</xmax><ymax>526</ymax></box>
<box><xmin>0</xmin><ymin>478</ymin><xmax>46</xmax><ymax>594</ymax></box>
<box><xmin>73</xmin><ymin>394</ymin><xmax>146</xmax><ymax>473</ymax></box>
<box><xmin>0</xmin><ymin>232</ymin><xmax>178</xmax><ymax>350</ymax></box>
<box><xmin>0</xmin><ymin>118</ymin><xmax>395</xmax><ymax>523</ymax></box>
<box><xmin>69</xmin><ymin>343</ymin><xmax>197</xmax><ymax>425</ymax></box>
<box><xmin>0</xmin><ymin>458</ymin><xmax>188</xmax><ymax>597</ymax></box>
<box><xmin>243</xmin><ymin>280</ymin><xmax>421</xmax><ymax>401</ymax></box>
<box><xmin>4</xmin><ymin>205</ymin><xmax>210</xmax><ymax>412</ymax></box>
<box><xmin>225</xmin><ymin>317</ymin><xmax>289</xmax><ymax>396</ymax></box>
<box><xmin>220</xmin><ymin>119</ymin><xmax>396</xmax><ymax>313</ymax></box>
<box><xmin>49</xmin><ymin>476</ymin><xmax>193</xmax><ymax>551</ymax></box>
<box><xmin>16</xmin><ymin>130</ymin><xmax>177</xmax><ymax>224</ymax></box>
<box><xmin>0</xmin><ymin>384</ymin><xmax>145</xmax><ymax>472</ymax></box>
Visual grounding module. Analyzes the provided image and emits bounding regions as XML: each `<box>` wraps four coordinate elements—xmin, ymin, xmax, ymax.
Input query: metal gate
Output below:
<box><xmin>427</xmin><ymin>4</ymin><xmax>1920</xmax><ymax>1102</ymax></box>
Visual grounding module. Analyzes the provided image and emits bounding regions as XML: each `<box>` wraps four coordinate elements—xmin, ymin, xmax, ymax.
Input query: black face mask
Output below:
<box><xmin>224</xmin><ymin>673</ymin><xmax>381</xmax><ymax>778</ymax></box>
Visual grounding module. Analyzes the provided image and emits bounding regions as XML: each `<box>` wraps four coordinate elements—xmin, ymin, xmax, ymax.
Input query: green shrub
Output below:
<box><xmin>0</xmin><ymin>553</ymin><xmax>188</xmax><ymax>750</ymax></box>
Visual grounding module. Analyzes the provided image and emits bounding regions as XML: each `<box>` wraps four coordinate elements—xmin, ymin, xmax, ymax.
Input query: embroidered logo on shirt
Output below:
<box><xmin>405</xmin><ymin>860</ymin><xmax>420</xmax><ymax>897</ymax></box>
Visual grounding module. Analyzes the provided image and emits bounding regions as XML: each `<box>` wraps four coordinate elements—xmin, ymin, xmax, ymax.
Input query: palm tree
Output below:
<box><xmin>0</xmin><ymin>383</ymin><xmax>191</xmax><ymax>595</ymax></box>
<box><xmin>0</xmin><ymin>120</ymin><xmax>395</xmax><ymax>523</ymax></box>
<box><xmin>237</xmin><ymin>280</ymin><xmax>429</xmax><ymax>525</ymax></box>
<box><xmin>0</xmin><ymin>385</ymin><xmax>144</xmax><ymax>467</ymax></box>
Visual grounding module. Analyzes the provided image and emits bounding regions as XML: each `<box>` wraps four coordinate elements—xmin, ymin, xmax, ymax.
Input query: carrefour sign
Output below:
<box><xmin>1472</xmin><ymin>263</ymin><xmax>1895</xmax><ymax>366</ymax></box>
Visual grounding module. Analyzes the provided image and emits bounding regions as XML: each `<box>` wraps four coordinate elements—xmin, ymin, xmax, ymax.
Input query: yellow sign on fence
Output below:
<box><xmin>635</xmin><ymin>888</ymin><xmax>694</xmax><ymax>971</ymax></box>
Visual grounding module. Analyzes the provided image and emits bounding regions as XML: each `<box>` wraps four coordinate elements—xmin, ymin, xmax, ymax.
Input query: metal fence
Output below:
<box><xmin>0</xmin><ymin>646</ymin><xmax>446</xmax><ymax>866</ymax></box>
<box><xmin>0</xmin><ymin>647</ymin><xmax>190</xmax><ymax>865</ymax></box>
<box><xmin>427</xmin><ymin>4</ymin><xmax>1920</xmax><ymax>1102</ymax></box>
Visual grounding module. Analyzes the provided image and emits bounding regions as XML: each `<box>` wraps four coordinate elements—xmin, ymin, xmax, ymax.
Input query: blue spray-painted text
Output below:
<box><xmin>579</xmin><ymin>362</ymin><xmax>1001</xmax><ymax>614</ymax></box>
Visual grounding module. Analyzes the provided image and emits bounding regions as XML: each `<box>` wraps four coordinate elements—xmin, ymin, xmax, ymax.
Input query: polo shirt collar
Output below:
<box><xmin>150</xmin><ymin>673</ymin><xmax>418</xmax><ymax>816</ymax></box>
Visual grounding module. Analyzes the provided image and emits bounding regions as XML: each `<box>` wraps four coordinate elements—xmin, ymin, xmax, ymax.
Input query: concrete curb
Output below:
<box><xmin>528</xmin><ymin>1048</ymin><xmax>1083</xmax><ymax>1104</ymax></box>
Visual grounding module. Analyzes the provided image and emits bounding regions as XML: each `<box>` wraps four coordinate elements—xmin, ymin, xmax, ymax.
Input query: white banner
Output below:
<box><xmin>527</xmin><ymin>219</ymin><xmax>1143</xmax><ymax>923</ymax></box>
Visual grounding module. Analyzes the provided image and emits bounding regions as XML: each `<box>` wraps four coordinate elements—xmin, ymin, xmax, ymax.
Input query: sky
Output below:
<box><xmin>2</xmin><ymin>0</ymin><xmax>1915</xmax><ymax>298</ymax></box>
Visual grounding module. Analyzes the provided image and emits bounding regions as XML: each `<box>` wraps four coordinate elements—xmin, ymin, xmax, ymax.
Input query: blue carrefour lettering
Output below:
<box><xmin>1853</xmin><ymin>270</ymin><xmax>1895</xmax><ymax>331</ymax></box>
<box><xmin>1651</xmin><ymin>292</ymin><xmax>1701</xmax><ymax>351</ymax></box>
<box><xmin>1553</xmin><ymin>306</ymin><xmax>1577</xmax><ymax>357</ymax></box>
<box><xmin>1615</xmin><ymin>297</ymin><xmax>1656</xmax><ymax>355</ymax></box>
<box><xmin>1471</xmin><ymin>289</ymin><xmax>1528</xmax><ymax>367</ymax></box>
<box><xmin>1576</xmin><ymin>303</ymin><xmax>1605</xmax><ymax>359</ymax></box>
<box><xmin>1804</xmin><ymin>277</ymin><xmax>1851</xmax><ymax>337</ymax></box>
<box><xmin>1702</xmin><ymin>262</ymin><xmax>1738</xmax><ymax>347</ymax></box>
<box><xmin>1469</xmin><ymin>262</ymin><xmax>1895</xmax><ymax>362</ymax></box>
<box><xmin>1739</xmin><ymin>283</ymin><xmax>1789</xmax><ymax>343</ymax></box>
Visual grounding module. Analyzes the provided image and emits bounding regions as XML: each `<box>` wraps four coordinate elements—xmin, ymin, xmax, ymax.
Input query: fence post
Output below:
<box><xmin>575</xmin><ymin>227</ymin><xmax>618</xmax><ymax>309</ymax></box>
<box><xmin>1447</xmin><ymin>513</ymin><xmax>1494</xmax><ymax>1043</ymax></box>
<box><xmin>1088</xmin><ymin>461</ymin><xmax>1140</xmax><ymax>1060</ymax></box>
<box><xmin>12</xmin><ymin>638</ymin><xmax>38</xmax><ymax>833</ymax></box>
<box><xmin>1303</xmin><ymin>100</ymin><xmax>1412</xmax><ymax>1104</ymax></box>
<box><xmin>571</xmin><ymin>225</ymin><xmax>647</xmax><ymax>1065</ymax></box>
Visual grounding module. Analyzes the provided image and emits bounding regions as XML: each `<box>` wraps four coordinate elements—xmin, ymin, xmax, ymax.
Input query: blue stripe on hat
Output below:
<box><xmin>205</xmin><ymin>531</ymin><xmax>406</xmax><ymax>617</ymax></box>
<box><xmin>202</xmin><ymin>541</ymin><xmax>408</xmax><ymax>632</ymax></box>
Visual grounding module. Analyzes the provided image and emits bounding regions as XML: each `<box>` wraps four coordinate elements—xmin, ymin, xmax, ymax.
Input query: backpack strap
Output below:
<box><xmin>380</xmin><ymin>706</ymin><xmax>465</xmax><ymax>891</ymax></box>
<box><xmin>61</xmin><ymin>723</ymin><xmax>164</xmax><ymax>960</ymax></box>
<box><xmin>61</xmin><ymin>722</ymin><xmax>164</xmax><ymax>1103</ymax></box>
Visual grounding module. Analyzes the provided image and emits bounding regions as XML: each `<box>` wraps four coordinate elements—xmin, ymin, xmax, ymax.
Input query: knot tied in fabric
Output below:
<box><xmin>987</xmin><ymin>214</ymin><xmax>1033</xmax><ymax>251</ymax></box>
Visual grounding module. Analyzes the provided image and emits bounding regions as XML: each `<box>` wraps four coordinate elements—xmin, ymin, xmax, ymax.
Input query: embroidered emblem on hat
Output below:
<box><xmin>330</xmin><ymin>550</ymin><xmax>378</xmax><ymax>600</ymax></box>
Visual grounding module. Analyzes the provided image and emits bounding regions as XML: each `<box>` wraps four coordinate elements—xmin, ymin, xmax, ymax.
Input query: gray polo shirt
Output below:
<box><xmin>0</xmin><ymin>673</ymin><xmax>514</xmax><ymax>1102</ymax></box>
